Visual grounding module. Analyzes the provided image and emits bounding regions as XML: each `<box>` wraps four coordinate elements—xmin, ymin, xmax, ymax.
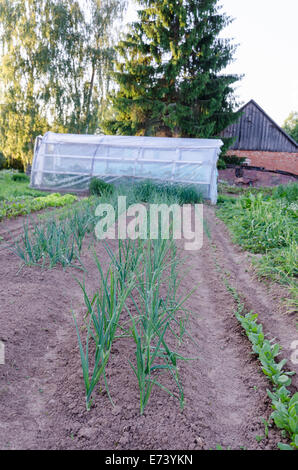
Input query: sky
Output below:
<box><xmin>124</xmin><ymin>0</ymin><xmax>298</xmax><ymax>127</ymax></box>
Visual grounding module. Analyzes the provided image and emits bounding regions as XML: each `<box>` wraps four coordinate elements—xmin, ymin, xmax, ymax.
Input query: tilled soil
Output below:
<box><xmin>218</xmin><ymin>169</ymin><xmax>297</xmax><ymax>187</ymax></box>
<box><xmin>0</xmin><ymin>205</ymin><xmax>296</xmax><ymax>450</ymax></box>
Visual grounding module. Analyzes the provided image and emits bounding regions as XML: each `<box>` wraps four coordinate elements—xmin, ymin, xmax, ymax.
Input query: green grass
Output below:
<box><xmin>0</xmin><ymin>169</ymin><xmax>81</xmax><ymax>222</ymax></box>
<box><xmin>256</xmin><ymin>242</ymin><xmax>298</xmax><ymax>282</ymax></box>
<box><xmin>133</xmin><ymin>180</ymin><xmax>203</xmax><ymax>205</ymax></box>
<box><xmin>271</xmin><ymin>182</ymin><xmax>298</xmax><ymax>204</ymax></box>
<box><xmin>218</xmin><ymin>192</ymin><xmax>297</xmax><ymax>253</ymax></box>
<box><xmin>0</xmin><ymin>170</ymin><xmax>48</xmax><ymax>200</ymax></box>
<box><xmin>216</xmin><ymin>194</ymin><xmax>238</xmax><ymax>205</ymax></box>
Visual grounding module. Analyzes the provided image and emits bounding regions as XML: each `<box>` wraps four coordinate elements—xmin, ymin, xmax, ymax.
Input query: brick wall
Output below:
<box><xmin>226</xmin><ymin>150</ymin><xmax>298</xmax><ymax>175</ymax></box>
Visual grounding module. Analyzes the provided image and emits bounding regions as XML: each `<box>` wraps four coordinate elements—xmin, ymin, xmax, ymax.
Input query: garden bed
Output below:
<box><xmin>0</xmin><ymin>205</ymin><xmax>296</xmax><ymax>450</ymax></box>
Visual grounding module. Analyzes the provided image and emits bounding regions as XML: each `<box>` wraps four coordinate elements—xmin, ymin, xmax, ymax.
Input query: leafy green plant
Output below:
<box><xmin>234</xmin><ymin>309</ymin><xmax>295</xmax><ymax>389</ymax></box>
<box><xmin>0</xmin><ymin>192</ymin><xmax>77</xmax><ymax>221</ymax></box>
<box><xmin>268</xmin><ymin>391</ymin><xmax>298</xmax><ymax>450</ymax></box>
<box><xmin>223</xmin><ymin>280</ymin><xmax>297</xmax><ymax>450</ymax></box>
<box><xmin>261</xmin><ymin>418</ymin><xmax>270</xmax><ymax>438</ymax></box>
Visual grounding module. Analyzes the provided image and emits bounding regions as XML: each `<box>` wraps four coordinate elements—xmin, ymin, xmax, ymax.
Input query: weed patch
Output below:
<box><xmin>217</xmin><ymin>184</ymin><xmax>298</xmax><ymax>310</ymax></box>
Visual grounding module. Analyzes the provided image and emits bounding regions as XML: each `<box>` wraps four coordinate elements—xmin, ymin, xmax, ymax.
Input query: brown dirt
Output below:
<box><xmin>204</xmin><ymin>205</ymin><xmax>298</xmax><ymax>391</ymax></box>
<box><xmin>218</xmin><ymin>168</ymin><xmax>297</xmax><ymax>188</ymax></box>
<box><xmin>0</xmin><ymin>206</ymin><xmax>296</xmax><ymax>450</ymax></box>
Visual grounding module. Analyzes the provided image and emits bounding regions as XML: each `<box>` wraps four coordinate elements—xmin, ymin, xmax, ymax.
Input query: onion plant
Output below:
<box><xmin>12</xmin><ymin>198</ymin><xmax>99</xmax><ymax>268</ymax></box>
<box><xmin>129</xmin><ymin>238</ymin><xmax>194</xmax><ymax>414</ymax></box>
<box><xmin>12</xmin><ymin>218</ymin><xmax>79</xmax><ymax>268</ymax></box>
<box><xmin>73</xmin><ymin>253</ymin><xmax>135</xmax><ymax>411</ymax></box>
<box><xmin>105</xmin><ymin>236</ymin><xmax>196</xmax><ymax>414</ymax></box>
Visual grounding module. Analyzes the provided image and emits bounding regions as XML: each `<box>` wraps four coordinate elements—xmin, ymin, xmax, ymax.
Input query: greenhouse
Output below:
<box><xmin>30</xmin><ymin>132</ymin><xmax>223</xmax><ymax>203</ymax></box>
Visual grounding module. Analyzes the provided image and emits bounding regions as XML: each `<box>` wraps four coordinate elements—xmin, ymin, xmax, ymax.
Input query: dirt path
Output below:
<box><xmin>0</xmin><ymin>205</ymin><xmax>295</xmax><ymax>450</ymax></box>
<box><xmin>203</xmin><ymin>205</ymin><xmax>298</xmax><ymax>391</ymax></box>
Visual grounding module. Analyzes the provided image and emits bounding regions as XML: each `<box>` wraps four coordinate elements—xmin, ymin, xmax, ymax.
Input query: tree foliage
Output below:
<box><xmin>283</xmin><ymin>111</ymin><xmax>298</xmax><ymax>144</ymax></box>
<box><xmin>0</xmin><ymin>0</ymin><xmax>127</xmax><ymax>168</ymax></box>
<box><xmin>103</xmin><ymin>0</ymin><xmax>241</xmax><ymax>138</ymax></box>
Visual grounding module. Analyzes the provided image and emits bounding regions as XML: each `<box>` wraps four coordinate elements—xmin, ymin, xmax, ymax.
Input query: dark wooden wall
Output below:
<box><xmin>221</xmin><ymin>100</ymin><xmax>298</xmax><ymax>153</ymax></box>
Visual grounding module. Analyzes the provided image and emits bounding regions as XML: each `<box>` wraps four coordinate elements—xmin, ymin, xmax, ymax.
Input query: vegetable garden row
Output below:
<box><xmin>217</xmin><ymin>182</ymin><xmax>298</xmax><ymax>312</ymax></box>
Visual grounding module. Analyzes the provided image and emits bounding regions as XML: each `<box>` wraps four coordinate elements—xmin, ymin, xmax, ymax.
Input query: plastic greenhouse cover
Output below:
<box><xmin>31</xmin><ymin>132</ymin><xmax>223</xmax><ymax>203</ymax></box>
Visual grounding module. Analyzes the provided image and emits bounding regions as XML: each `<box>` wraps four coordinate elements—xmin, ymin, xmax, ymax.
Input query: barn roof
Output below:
<box><xmin>221</xmin><ymin>99</ymin><xmax>298</xmax><ymax>153</ymax></box>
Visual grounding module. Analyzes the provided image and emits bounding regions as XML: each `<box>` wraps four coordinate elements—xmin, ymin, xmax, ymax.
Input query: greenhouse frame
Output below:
<box><xmin>30</xmin><ymin>132</ymin><xmax>223</xmax><ymax>203</ymax></box>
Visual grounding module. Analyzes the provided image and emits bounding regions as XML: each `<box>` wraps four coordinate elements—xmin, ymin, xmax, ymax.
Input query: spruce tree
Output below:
<box><xmin>103</xmin><ymin>0</ymin><xmax>241</xmax><ymax>138</ymax></box>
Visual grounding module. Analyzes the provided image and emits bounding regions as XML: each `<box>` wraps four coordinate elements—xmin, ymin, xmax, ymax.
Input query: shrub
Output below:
<box><xmin>217</xmin><ymin>158</ymin><xmax>227</xmax><ymax>170</ymax></box>
<box><xmin>174</xmin><ymin>184</ymin><xmax>203</xmax><ymax>204</ymax></box>
<box><xmin>221</xmin><ymin>154</ymin><xmax>247</xmax><ymax>166</ymax></box>
<box><xmin>89</xmin><ymin>177</ymin><xmax>114</xmax><ymax>196</ymax></box>
<box><xmin>4</xmin><ymin>158</ymin><xmax>25</xmax><ymax>171</ymax></box>
<box><xmin>11</xmin><ymin>173</ymin><xmax>30</xmax><ymax>182</ymax></box>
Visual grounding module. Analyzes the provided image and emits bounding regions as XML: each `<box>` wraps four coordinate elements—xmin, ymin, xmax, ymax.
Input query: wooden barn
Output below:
<box><xmin>221</xmin><ymin>100</ymin><xmax>298</xmax><ymax>175</ymax></box>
